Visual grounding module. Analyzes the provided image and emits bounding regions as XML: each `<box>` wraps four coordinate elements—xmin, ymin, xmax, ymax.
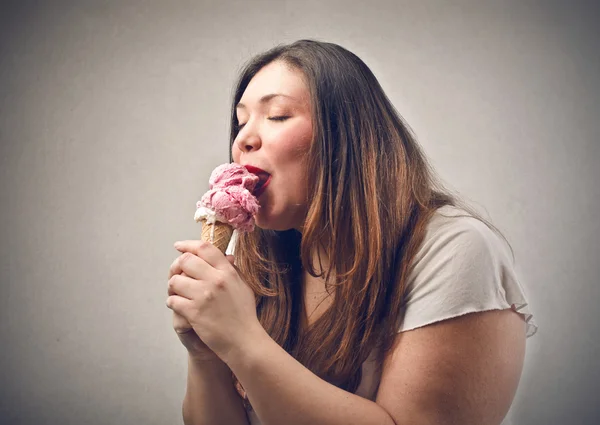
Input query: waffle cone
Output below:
<box><xmin>200</xmin><ymin>218</ymin><xmax>234</xmax><ymax>254</ymax></box>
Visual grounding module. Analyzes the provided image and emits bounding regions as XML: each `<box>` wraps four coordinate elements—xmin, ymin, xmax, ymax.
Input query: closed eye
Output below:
<box><xmin>236</xmin><ymin>116</ymin><xmax>289</xmax><ymax>131</ymax></box>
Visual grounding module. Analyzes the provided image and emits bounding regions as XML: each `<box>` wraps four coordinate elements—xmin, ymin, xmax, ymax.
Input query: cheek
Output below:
<box><xmin>276</xmin><ymin>150</ymin><xmax>310</xmax><ymax>198</ymax></box>
<box><xmin>276</xmin><ymin>123</ymin><xmax>312</xmax><ymax>161</ymax></box>
<box><xmin>231</xmin><ymin>145</ymin><xmax>242</xmax><ymax>163</ymax></box>
<box><xmin>274</xmin><ymin>125</ymin><xmax>312</xmax><ymax>194</ymax></box>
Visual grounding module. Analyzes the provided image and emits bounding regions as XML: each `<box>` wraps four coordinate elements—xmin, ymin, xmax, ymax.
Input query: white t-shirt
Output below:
<box><xmin>232</xmin><ymin>205</ymin><xmax>538</xmax><ymax>424</ymax></box>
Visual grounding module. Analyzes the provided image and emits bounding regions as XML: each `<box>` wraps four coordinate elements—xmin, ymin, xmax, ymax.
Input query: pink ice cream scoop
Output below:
<box><xmin>195</xmin><ymin>163</ymin><xmax>260</xmax><ymax>232</ymax></box>
<box><xmin>208</xmin><ymin>163</ymin><xmax>260</xmax><ymax>192</ymax></box>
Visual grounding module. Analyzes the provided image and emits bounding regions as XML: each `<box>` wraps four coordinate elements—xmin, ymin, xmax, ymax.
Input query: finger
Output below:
<box><xmin>178</xmin><ymin>251</ymin><xmax>214</xmax><ymax>281</ymax></box>
<box><xmin>166</xmin><ymin>294</ymin><xmax>193</xmax><ymax>315</ymax></box>
<box><xmin>173</xmin><ymin>309</ymin><xmax>193</xmax><ymax>332</ymax></box>
<box><xmin>168</xmin><ymin>273</ymin><xmax>200</xmax><ymax>299</ymax></box>
<box><xmin>169</xmin><ymin>256</ymin><xmax>183</xmax><ymax>279</ymax></box>
<box><xmin>226</xmin><ymin>255</ymin><xmax>235</xmax><ymax>266</ymax></box>
<box><xmin>169</xmin><ymin>249</ymin><xmax>207</xmax><ymax>279</ymax></box>
<box><xmin>175</xmin><ymin>240</ymin><xmax>230</xmax><ymax>270</ymax></box>
<box><xmin>174</xmin><ymin>240</ymin><xmax>203</xmax><ymax>254</ymax></box>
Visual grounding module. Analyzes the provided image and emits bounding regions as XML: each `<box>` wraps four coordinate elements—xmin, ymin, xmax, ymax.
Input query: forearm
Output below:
<box><xmin>182</xmin><ymin>355</ymin><xmax>249</xmax><ymax>425</ymax></box>
<box><xmin>224</xmin><ymin>328</ymin><xmax>396</xmax><ymax>425</ymax></box>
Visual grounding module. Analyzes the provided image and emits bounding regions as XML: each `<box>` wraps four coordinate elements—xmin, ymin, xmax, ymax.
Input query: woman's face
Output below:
<box><xmin>232</xmin><ymin>60</ymin><xmax>313</xmax><ymax>231</ymax></box>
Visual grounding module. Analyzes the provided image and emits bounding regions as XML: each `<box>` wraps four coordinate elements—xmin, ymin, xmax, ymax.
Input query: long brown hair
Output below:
<box><xmin>227</xmin><ymin>39</ymin><xmax>513</xmax><ymax>406</ymax></box>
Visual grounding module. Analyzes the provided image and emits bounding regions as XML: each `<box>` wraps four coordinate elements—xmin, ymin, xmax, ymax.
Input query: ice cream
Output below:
<box><xmin>194</xmin><ymin>163</ymin><xmax>261</xmax><ymax>253</ymax></box>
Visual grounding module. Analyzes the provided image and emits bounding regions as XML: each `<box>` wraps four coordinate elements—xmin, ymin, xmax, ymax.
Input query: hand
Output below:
<box><xmin>168</xmin><ymin>261</ymin><xmax>221</xmax><ymax>362</ymax></box>
<box><xmin>166</xmin><ymin>240</ymin><xmax>262</xmax><ymax>364</ymax></box>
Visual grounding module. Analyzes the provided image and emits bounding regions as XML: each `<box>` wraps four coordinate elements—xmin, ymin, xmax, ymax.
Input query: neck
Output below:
<box><xmin>298</xmin><ymin>243</ymin><xmax>336</xmax><ymax>330</ymax></box>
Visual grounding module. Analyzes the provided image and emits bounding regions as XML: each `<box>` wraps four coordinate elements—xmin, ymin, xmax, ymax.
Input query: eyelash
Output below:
<box><xmin>236</xmin><ymin>116</ymin><xmax>289</xmax><ymax>131</ymax></box>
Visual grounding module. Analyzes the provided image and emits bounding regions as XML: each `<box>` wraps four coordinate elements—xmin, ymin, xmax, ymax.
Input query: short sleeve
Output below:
<box><xmin>397</xmin><ymin>213</ymin><xmax>538</xmax><ymax>338</ymax></box>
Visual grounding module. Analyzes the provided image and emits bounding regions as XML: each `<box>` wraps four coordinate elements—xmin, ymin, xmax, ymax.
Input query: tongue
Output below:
<box><xmin>253</xmin><ymin>173</ymin><xmax>270</xmax><ymax>194</ymax></box>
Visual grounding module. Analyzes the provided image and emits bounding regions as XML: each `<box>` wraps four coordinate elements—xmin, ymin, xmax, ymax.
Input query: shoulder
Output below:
<box><xmin>403</xmin><ymin>205</ymin><xmax>514</xmax><ymax>309</ymax></box>
<box><xmin>414</xmin><ymin>204</ymin><xmax>509</xmax><ymax>267</ymax></box>
<box><xmin>375</xmin><ymin>207</ymin><xmax>527</xmax><ymax>424</ymax></box>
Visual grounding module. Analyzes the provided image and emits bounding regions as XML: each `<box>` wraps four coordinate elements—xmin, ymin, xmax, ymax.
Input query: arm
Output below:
<box><xmin>182</xmin><ymin>354</ymin><xmax>250</xmax><ymax>425</ymax></box>
<box><xmin>223</xmin><ymin>327</ymin><xmax>397</xmax><ymax>425</ymax></box>
<box><xmin>222</xmin><ymin>308</ymin><xmax>526</xmax><ymax>425</ymax></box>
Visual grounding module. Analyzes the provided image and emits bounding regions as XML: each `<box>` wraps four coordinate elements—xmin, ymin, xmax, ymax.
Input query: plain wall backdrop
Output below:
<box><xmin>1</xmin><ymin>1</ymin><xmax>598</xmax><ymax>424</ymax></box>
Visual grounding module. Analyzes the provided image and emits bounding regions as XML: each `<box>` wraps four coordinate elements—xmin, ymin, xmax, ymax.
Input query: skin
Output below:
<box><xmin>232</xmin><ymin>60</ymin><xmax>332</xmax><ymax>325</ymax></box>
<box><xmin>232</xmin><ymin>60</ymin><xmax>314</xmax><ymax>232</ymax></box>
<box><xmin>166</xmin><ymin>60</ymin><xmax>527</xmax><ymax>424</ymax></box>
<box><xmin>168</xmin><ymin>240</ymin><xmax>526</xmax><ymax>425</ymax></box>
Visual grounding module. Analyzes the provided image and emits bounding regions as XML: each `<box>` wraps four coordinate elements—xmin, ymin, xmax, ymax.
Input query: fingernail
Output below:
<box><xmin>174</xmin><ymin>241</ymin><xmax>182</xmax><ymax>248</ymax></box>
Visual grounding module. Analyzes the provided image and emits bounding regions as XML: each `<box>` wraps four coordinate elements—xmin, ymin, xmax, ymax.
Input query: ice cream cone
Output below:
<box><xmin>200</xmin><ymin>218</ymin><xmax>233</xmax><ymax>254</ymax></box>
<box><xmin>196</xmin><ymin>163</ymin><xmax>260</xmax><ymax>254</ymax></box>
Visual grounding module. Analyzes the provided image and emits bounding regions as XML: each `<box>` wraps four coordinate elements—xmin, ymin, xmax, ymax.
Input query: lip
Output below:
<box><xmin>244</xmin><ymin>165</ymin><xmax>268</xmax><ymax>175</ymax></box>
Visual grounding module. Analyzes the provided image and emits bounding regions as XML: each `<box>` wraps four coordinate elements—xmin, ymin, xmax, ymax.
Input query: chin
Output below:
<box><xmin>254</xmin><ymin>211</ymin><xmax>305</xmax><ymax>232</ymax></box>
<box><xmin>255</xmin><ymin>221</ymin><xmax>294</xmax><ymax>232</ymax></box>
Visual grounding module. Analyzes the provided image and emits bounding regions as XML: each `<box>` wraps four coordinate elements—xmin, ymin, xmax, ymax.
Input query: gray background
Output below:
<box><xmin>0</xmin><ymin>1</ymin><xmax>598</xmax><ymax>424</ymax></box>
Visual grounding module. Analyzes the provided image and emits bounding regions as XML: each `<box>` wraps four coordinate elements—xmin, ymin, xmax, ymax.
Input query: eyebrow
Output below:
<box><xmin>236</xmin><ymin>93</ymin><xmax>295</xmax><ymax>109</ymax></box>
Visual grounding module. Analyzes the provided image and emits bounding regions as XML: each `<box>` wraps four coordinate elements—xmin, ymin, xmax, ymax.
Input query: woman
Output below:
<box><xmin>167</xmin><ymin>39</ymin><xmax>538</xmax><ymax>425</ymax></box>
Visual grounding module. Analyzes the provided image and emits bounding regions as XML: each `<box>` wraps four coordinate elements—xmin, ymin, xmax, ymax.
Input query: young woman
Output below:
<box><xmin>167</xmin><ymin>39</ymin><xmax>538</xmax><ymax>425</ymax></box>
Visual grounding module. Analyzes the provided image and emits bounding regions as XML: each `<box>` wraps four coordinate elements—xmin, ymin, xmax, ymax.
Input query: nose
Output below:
<box><xmin>235</xmin><ymin>126</ymin><xmax>262</xmax><ymax>154</ymax></box>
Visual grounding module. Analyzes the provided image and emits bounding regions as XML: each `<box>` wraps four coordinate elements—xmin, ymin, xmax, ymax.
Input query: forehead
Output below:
<box><xmin>237</xmin><ymin>61</ymin><xmax>309</xmax><ymax>109</ymax></box>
